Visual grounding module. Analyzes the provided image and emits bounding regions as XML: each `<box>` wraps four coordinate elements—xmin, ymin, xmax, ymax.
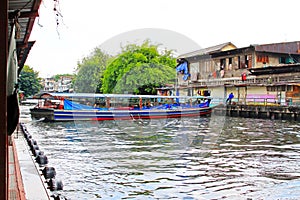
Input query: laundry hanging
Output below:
<box><xmin>176</xmin><ymin>61</ymin><xmax>190</xmax><ymax>81</ymax></box>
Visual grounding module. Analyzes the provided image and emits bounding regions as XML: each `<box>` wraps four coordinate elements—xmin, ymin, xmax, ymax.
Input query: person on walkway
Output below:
<box><xmin>226</xmin><ymin>92</ymin><xmax>234</xmax><ymax>104</ymax></box>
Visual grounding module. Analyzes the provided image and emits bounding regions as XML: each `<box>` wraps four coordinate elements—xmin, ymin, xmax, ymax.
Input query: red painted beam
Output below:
<box><xmin>23</xmin><ymin>0</ymin><xmax>42</xmax><ymax>43</ymax></box>
<box><xmin>9</xmin><ymin>10</ymin><xmax>39</xmax><ymax>19</ymax></box>
<box><xmin>0</xmin><ymin>0</ymin><xmax>8</xmax><ymax>199</ymax></box>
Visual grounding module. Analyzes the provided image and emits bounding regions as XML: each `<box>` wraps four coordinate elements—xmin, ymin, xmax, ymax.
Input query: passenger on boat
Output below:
<box><xmin>44</xmin><ymin>100</ymin><xmax>52</xmax><ymax>106</ymax></box>
<box><xmin>189</xmin><ymin>98</ymin><xmax>193</xmax><ymax>107</ymax></box>
<box><xmin>44</xmin><ymin>100</ymin><xmax>57</xmax><ymax>108</ymax></box>
<box><xmin>146</xmin><ymin>100</ymin><xmax>153</xmax><ymax>108</ymax></box>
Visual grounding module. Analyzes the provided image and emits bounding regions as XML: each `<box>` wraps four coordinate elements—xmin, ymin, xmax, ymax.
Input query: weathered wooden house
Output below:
<box><xmin>177</xmin><ymin>41</ymin><xmax>300</xmax><ymax>105</ymax></box>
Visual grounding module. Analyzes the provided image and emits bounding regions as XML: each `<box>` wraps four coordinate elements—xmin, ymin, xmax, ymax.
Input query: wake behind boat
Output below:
<box><xmin>30</xmin><ymin>93</ymin><xmax>214</xmax><ymax>121</ymax></box>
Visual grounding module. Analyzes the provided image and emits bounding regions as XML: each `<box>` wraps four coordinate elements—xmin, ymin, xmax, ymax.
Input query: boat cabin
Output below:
<box><xmin>32</xmin><ymin>93</ymin><xmax>212</xmax><ymax>111</ymax></box>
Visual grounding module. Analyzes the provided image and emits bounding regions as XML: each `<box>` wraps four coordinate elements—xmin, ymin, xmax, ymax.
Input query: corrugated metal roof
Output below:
<box><xmin>8</xmin><ymin>0</ymin><xmax>42</xmax><ymax>68</ymax></box>
<box><xmin>178</xmin><ymin>42</ymin><xmax>237</xmax><ymax>58</ymax></box>
<box><xmin>254</xmin><ymin>41</ymin><xmax>300</xmax><ymax>55</ymax></box>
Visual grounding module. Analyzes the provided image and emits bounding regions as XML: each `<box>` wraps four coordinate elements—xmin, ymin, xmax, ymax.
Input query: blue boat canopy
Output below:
<box><xmin>64</xmin><ymin>99</ymin><xmax>94</xmax><ymax>110</ymax></box>
<box><xmin>39</xmin><ymin>93</ymin><xmax>212</xmax><ymax>99</ymax></box>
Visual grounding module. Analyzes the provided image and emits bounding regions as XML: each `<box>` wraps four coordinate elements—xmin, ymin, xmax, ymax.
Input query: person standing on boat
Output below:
<box><xmin>226</xmin><ymin>92</ymin><xmax>234</xmax><ymax>105</ymax></box>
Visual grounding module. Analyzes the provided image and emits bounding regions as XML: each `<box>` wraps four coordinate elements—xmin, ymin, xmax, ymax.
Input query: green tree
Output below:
<box><xmin>19</xmin><ymin>65</ymin><xmax>42</xmax><ymax>97</ymax></box>
<box><xmin>74</xmin><ymin>47</ymin><xmax>110</xmax><ymax>93</ymax></box>
<box><xmin>102</xmin><ymin>41</ymin><xmax>177</xmax><ymax>94</ymax></box>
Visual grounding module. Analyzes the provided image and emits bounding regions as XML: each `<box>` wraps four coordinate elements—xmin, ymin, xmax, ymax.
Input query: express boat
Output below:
<box><xmin>29</xmin><ymin>93</ymin><xmax>214</xmax><ymax>121</ymax></box>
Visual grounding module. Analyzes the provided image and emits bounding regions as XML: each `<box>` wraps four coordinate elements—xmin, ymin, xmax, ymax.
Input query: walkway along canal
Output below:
<box><xmin>213</xmin><ymin>104</ymin><xmax>300</xmax><ymax>121</ymax></box>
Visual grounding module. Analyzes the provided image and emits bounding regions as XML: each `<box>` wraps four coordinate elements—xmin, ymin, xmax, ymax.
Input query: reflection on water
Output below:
<box><xmin>21</xmin><ymin>106</ymin><xmax>300</xmax><ymax>199</ymax></box>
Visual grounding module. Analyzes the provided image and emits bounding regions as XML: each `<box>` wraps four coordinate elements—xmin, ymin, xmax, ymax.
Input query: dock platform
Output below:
<box><xmin>213</xmin><ymin>104</ymin><xmax>300</xmax><ymax>121</ymax></box>
<box><xmin>9</xmin><ymin>130</ymin><xmax>50</xmax><ymax>200</ymax></box>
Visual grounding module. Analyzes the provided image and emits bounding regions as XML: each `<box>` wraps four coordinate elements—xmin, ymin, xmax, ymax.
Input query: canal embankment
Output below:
<box><xmin>12</xmin><ymin>127</ymin><xmax>51</xmax><ymax>200</ymax></box>
<box><xmin>213</xmin><ymin>103</ymin><xmax>300</xmax><ymax>121</ymax></box>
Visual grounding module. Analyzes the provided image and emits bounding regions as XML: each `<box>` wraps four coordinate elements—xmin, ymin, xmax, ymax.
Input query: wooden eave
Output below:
<box><xmin>186</xmin><ymin>46</ymin><xmax>256</xmax><ymax>62</ymax></box>
<box><xmin>8</xmin><ymin>0</ymin><xmax>42</xmax><ymax>68</ymax></box>
<box><xmin>249</xmin><ymin>64</ymin><xmax>300</xmax><ymax>76</ymax></box>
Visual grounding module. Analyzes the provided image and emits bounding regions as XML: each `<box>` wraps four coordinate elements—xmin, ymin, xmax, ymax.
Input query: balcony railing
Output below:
<box><xmin>187</xmin><ymin>74</ymin><xmax>300</xmax><ymax>87</ymax></box>
<box><xmin>212</xmin><ymin>97</ymin><xmax>300</xmax><ymax>106</ymax></box>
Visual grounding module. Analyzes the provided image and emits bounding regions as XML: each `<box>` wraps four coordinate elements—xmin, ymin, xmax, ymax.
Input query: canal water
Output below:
<box><xmin>20</xmin><ymin>106</ymin><xmax>300</xmax><ymax>199</ymax></box>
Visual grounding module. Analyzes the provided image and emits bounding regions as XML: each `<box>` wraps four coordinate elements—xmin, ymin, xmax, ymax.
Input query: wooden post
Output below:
<box><xmin>139</xmin><ymin>97</ymin><xmax>142</xmax><ymax>110</ymax></box>
<box><xmin>245</xmin><ymin>86</ymin><xmax>247</xmax><ymax>105</ymax></box>
<box><xmin>0</xmin><ymin>0</ymin><xmax>8</xmax><ymax>199</ymax></box>
<box><xmin>255</xmin><ymin>107</ymin><xmax>259</xmax><ymax>117</ymax></box>
<box><xmin>106</xmin><ymin>97</ymin><xmax>111</xmax><ymax>109</ymax></box>
<box><xmin>278</xmin><ymin>112</ymin><xmax>282</xmax><ymax>120</ymax></box>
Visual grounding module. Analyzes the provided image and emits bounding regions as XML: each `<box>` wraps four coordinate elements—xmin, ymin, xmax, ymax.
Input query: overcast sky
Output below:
<box><xmin>26</xmin><ymin>0</ymin><xmax>300</xmax><ymax>77</ymax></box>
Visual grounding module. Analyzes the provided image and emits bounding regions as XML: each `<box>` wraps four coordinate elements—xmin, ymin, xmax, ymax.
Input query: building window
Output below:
<box><xmin>220</xmin><ymin>58</ymin><xmax>226</xmax><ymax>69</ymax></box>
<box><xmin>267</xmin><ymin>85</ymin><xmax>289</xmax><ymax>92</ymax></box>
<box><xmin>246</xmin><ymin>55</ymin><xmax>252</xmax><ymax>68</ymax></box>
<box><xmin>280</xmin><ymin>56</ymin><xmax>297</xmax><ymax>64</ymax></box>
<box><xmin>238</xmin><ymin>56</ymin><xmax>247</xmax><ymax>69</ymax></box>
<box><xmin>226</xmin><ymin>57</ymin><xmax>232</xmax><ymax>70</ymax></box>
<box><xmin>245</xmin><ymin>55</ymin><xmax>249</xmax><ymax>68</ymax></box>
<box><xmin>257</xmin><ymin>55</ymin><xmax>269</xmax><ymax>63</ymax></box>
<box><xmin>278</xmin><ymin>85</ymin><xmax>285</xmax><ymax>91</ymax></box>
<box><xmin>228</xmin><ymin>57</ymin><xmax>232</xmax><ymax>65</ymax></box>
<box><xmin>279</xmin><ymin>57</ymin><xmax>285</xmax><ymax>64</ymax></box>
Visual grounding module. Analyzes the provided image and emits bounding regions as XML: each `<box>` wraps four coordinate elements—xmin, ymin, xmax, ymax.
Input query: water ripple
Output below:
<box><xmin>20</xmin><ymin>106</ymin><xmax>300</xmax><ymax>199</ymax></box>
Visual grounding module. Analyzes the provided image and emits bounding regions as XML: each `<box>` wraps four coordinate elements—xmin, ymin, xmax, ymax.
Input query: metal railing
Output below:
<box><xmin>211</xmin><ymin>97</ymin><xmax>300</xmax><ymax>106</ymax></box>
<box><xmin>189</xmin><ymin>75</ymin><xmax>300</xmax><ymax>87</ymax></box>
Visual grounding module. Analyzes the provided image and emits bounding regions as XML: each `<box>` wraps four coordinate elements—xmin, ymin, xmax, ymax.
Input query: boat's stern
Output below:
<box><xmin>30</xmin><ymin>108</ymin><xmax>55</xmax><ymax>121</ymax></box>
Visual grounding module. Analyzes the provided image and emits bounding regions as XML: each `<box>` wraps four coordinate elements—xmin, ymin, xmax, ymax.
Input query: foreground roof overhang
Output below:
<box><xmin>8</xmin><ymin>0</ymin><xmax>42</xmax><ymax>68</ymax></box>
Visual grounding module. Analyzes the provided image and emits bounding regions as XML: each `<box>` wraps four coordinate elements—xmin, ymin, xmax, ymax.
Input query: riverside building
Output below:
<box><xmin>176</xmin><ymin>41</ymin><xmax>300</xmax><ymax>106</ymax></box>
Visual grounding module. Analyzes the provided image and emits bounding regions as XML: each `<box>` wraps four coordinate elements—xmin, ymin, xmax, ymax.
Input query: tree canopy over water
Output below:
<box><xmin>102</xmin><ymin>41</ymin><xmax>177</xmax><ymax>94</ymax></box>
<box><xmin>74</xmin><ymin>47</ymin><xmax>111</xmax><ymax>93</ymax></box>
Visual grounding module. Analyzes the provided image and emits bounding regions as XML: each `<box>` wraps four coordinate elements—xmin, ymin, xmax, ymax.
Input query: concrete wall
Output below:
<box><xmin>210</xmin><ymin>87</ymin><xmax>225</xmax><ymax>99</ymax></box>
<box><xmin>247</xmin><ymin>86</ymin><xmax>267</xmax><ymax>94</ymax></box>
<box><xmin>253</xmin><ymin>53</ymin><xmax>282</xmax><ymax>68</ymax></box>
<box><xmin>178</xmin><ymin>88</ymin><xmax>189</xmax><ymax>96</ymax></box>
<box><xmin>210</xmin><ymin>87</ymin><xmax>225</xmax><ymax>104</ymax></box>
